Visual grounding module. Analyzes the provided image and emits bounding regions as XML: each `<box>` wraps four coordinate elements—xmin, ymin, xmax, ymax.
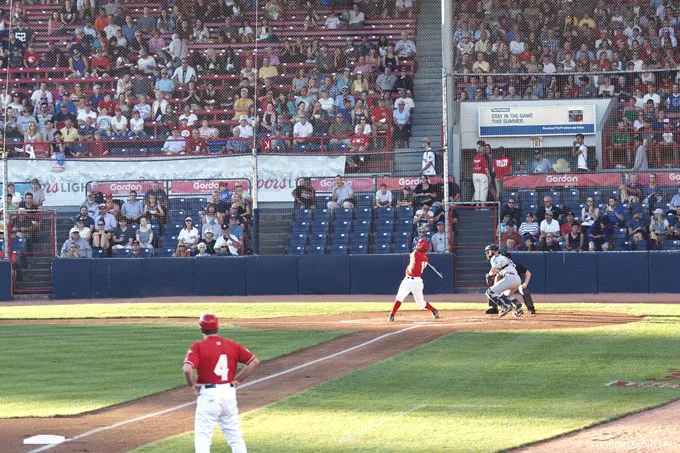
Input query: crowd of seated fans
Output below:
<box><xmin>499</xmin><ymin>177</ymin><xmax>680</xmax><ymax>252</ymax></box>
<box><xmin>0</xmin><ymin>179</ymin><xmax>48</xmax><ymax>257</ymax></box>
<box><xmin>0</xmin><ymin>0</ymin><xmax>418</xmax><ymax>169</ymax></box>
<box><xmin>59</xmin><ymin>180</ymin><xmax>254</xmax><ymax>258</ymax></box>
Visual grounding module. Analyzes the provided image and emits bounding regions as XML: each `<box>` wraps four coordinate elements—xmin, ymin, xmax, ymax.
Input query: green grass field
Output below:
<box><xmin>0</xmin><ymin>324</ymin><xmax>346</xmax><ymax>418</ymax></box>
<box><xmin>4</xmin><ymin>302</ymin><xmax>680</xmax><ymax>452</ymax></box>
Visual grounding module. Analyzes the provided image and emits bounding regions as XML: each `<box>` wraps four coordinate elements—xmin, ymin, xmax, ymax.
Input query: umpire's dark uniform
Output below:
<box><xmin>486</xmin><ymin>254</ymin><xmax>536</xmax><ymax>314</ymax></box>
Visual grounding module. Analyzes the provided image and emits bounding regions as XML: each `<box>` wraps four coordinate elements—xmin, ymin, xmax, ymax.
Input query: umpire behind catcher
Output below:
<box><xmin>485</xmin><ymin>251</ymin><xmax>537</xmax><ymax>315</ymax></box>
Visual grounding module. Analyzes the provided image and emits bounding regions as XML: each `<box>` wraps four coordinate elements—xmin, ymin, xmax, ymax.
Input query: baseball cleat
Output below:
<box><xmin>499</xmin><ymin>305</ymin><xmax>512</xmax><ymax>317</ymax></box>
<box><xmin>513</xmin><ymin>307</ymin><xmax>524</xmax><ymax>317</ymax></box>
<box><xmin>485</xmin><ymin>307</ymin><xmax>499</xmax><ymax>315</ymax></box>
<box><xmin>432</xmin><ymin>309</ymin><xmax>440</xmax><ymax>319</ymax></box>
<box><xmin>529</xmin><ymin>309</ymin><xmax>536</xmax><ymax>315</ymax></box>
<box><xmin>388</xmin><ymin>314</ymin><xmax>395</xmax><ymax>322</ymax></box>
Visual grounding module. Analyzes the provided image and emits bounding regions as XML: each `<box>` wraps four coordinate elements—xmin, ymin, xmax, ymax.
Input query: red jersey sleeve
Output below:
<box><xmin>184</xmin><ymin>341</ymin><xmax>201</xmax><ymax>368</ymax></box>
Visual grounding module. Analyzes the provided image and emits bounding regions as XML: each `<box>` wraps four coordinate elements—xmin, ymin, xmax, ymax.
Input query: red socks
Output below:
<box><xmin>390</xmin><ymin>301</ymin><xmax>402</xmax><ymax>316</ymax></box>
<box><xmin>424</xmin><ymin>302</ymin><xmax>436</xmax><ymax>312</ymax></box>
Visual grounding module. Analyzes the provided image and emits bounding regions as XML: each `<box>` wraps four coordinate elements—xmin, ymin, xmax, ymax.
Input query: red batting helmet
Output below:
<box><xmin>416</xmin><ymin>239</ymin><xmax>430</xmax><ymax>253</ymax></box>
<box><xmin>199</xmin><ymin>313</ymin><xmax>219</xmax><ymax>330</ymax></box>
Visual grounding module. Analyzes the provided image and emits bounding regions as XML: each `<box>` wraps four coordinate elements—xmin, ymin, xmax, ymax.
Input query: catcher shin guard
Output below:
<box><xmin>485</xmin><ymin>288</ymin><xmax>511</xmax><ymax>310</ymax></box>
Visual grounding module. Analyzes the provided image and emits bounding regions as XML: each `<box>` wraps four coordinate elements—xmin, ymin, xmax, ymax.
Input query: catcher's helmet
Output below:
<box><xmin>416</xmin><ymin>239</ymin><xmax>430</xmax><ymax>253</ymax></box>
<box><xmin>484</xmin><ymin>244</ymin><xmax>499</xmax><ymax>260</ymax></box>
<box><xmin>199</xmin><ymin>313</ymin><xmax>219</xmax><ymax>330</ymax></box>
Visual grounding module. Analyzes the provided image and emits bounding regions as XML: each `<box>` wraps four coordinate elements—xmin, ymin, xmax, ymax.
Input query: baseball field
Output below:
<box><xmin>1</xmin><ymin>296</ymin><xmax>679</xmax><ymax>453</ymax></box>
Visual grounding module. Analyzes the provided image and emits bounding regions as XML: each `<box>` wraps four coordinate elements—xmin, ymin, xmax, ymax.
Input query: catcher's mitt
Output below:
<box><xmin>485</xmin><ymin>273</ymin><xmax>495</xmax><ymax>287</ymax></box>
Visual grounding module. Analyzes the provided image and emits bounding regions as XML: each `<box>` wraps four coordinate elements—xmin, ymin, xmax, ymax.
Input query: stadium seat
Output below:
<box><xmin>391</xmin><ymin>243</ymin><xmax>410</xmax><ymax>253</ymax></box>
<box><xmin>375</xmin><ymin>207</ymin><xmax>395</xmax><ymax>219</ymax></box>
<box><xmin>395</xmin><ymin>218</ymin><xmax>413</xmax><ymax>232</ymax></box>
<box><xmin>306</xmin><ymin>245</ymin><xmax>325</xmax><ymax>255</ymax></box>
<box><xmin>157</xmin><ymin>247</ymin><xmax>175</xmax><ymax>257</ymax></box>
<box><xmin>662</xmin><ymin>240</ymin><xmax>680</xmax><ymax>250</ymax></box>
<box><xmin>11</xmin><ymin>238</ymin><xmax>26</xmax><ymax>253</ymax></box>
<box><xmin>335</xmin><ymin>208</ymin><xmax>353</xmax><ymax>221</ymax></box>
<box><xmin>294</xmin><ymin>209</ymin><xmax>313</xmax><ymax>222</ymax></box>
<box><xmin>316</xmin><ymin>209</ymin><xmax>333</xmax><ymax>222</ymax></box>
<box><xmin>142</xmin><ymin>248</ymin><xmax>154</xmax><ymax>258</ymax></box>
<box><xmin>93</xmin><ymin>248</ymin><xmax>107</xmax><ymax>258</ymax></box>
<box><xmin>289</xmin><ymin>233</ymin><xmax>307</xmax><ymax>247</ymax></box>
<box><xmin>590</xmin><ymin>191</ymin><xmax>601</xmax><ymax>204</ymax></box>
<box><xmin>308</xmin><ymin>233</ymin><xmax>328</xmax><ymax>246</ymax></box>
<box><xmin>114</xmin><ymin>248</ymin><xmax>131</xmax><ymax>258</ymax></box>
<box><xmin>613</xmin><ymin>227</ymin><xmax>627</xmax><ymax>237</ymax></box>
<box><xmin>311</xmin><ymin>220</ymin><xmax>330</xmax><ymax>233</ymax></box>
<box><xmin>373</xmin><ymin>231</ymin><xmax>392</xmax><ymax>244</ymax></box>
<box><xmin>332</xmin><ymin>220</ymin><xmax>352</xmax><ymax>233</ymax></box>
<box><xmin>351</xmin><ymin>231</ymin><xmax>369</xmax><ymax>245</ymax></box>
<box><xmin>396</xmin><ymin>206</ymin><xmax>414</xmax><ymax>219</ymax></box>
<box><xmin>287</xmin><ymin>245</ymin><xmax>306</xmax><ymax>255</ymax></box>
<box><xmin>291</xmin><ymin>220</ymin><xmax>310</xmax><ymax>234</ymax></box>
<box><xmin>374</xmin><ymin>219</ymin><xmax>394</xmax><ymax>232</ymax></box>
<box><xmin>392</xmin><ymin>230</ymin><xmax>412</xmax><ymax>243</ymax></box>
<box><xmin>502</xmin><ymin>191</ymin><xmax>519</xmax><ymax>205</ymax></box>
<box><xmin>351</xmin><ymin>243</ymin><xmax>368</xmax><ymax>254</ymax></box>
<box><xmin>372</xmin><ymin>243</ymin><xmax>391</xmax><ymax>254</ymax></box>
<box><xmin>354</xmin><ymin>219</ymin><xmax>371</xmax><ymax>233</ymax></box>
<box><xmin>355</xmin><ymin>207</ymin><xmax>372</xmax><ymax>220</ymax></box>
<box><xmin>331</xmin><ymin>232</ymin><xmax>350</xmax><ymax>245</ymax></box>
<box><xmin>327</xmin><ymin>244</ymin><xmax>348</xmax><ymax>254</ymax></box>
<box><xmin>550</xmin><ymin>191</ymin><xmax>562</xmax><ymax>206</ymax></box>
<box><xmin>355</xmin><ymin>194</ymin><xmax>372</xmax><ymax>207</ymax></box>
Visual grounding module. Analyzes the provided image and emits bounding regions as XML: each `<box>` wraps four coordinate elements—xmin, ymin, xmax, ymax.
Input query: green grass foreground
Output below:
<box><xmin>135</xmin><ymin>316</ymin><xmax>680</xmax><ymax>453</ymax></box>
<box><xmin>1</xmin><ymin>301</ymin><xmax>680</xmax><ymax>320</ymax></box>
<box><xmin>0</xmin><ymin>324</ymin><xmax>346</xmax><ymax>418</ymax></box>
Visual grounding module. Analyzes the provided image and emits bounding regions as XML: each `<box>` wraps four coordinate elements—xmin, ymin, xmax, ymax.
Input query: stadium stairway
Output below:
<box><xmin>393</xmin><ymin>0</ymin><xmax>445</xmax><ymax>176</ymax></box>
<box><xmin>258</xmin><ymin>208</ymin><xmax>293</xmax><ymax>255</ymax></box>
<box><xmin>453</xmin><ymin>208</ymin><xmax>497</xmax><ymax>290</ymax></box>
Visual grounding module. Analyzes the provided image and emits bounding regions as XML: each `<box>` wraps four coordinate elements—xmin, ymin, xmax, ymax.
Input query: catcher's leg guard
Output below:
<box><xmin>486</xmin><ymin>289</ymin><xmax>511</xmax><ymax>310</ymax></box>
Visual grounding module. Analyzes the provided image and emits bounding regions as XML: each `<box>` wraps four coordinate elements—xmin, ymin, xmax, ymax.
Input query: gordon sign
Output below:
<box><xmin>503</xmin><ymin>173</ymin><xmax>622</xmax><ymax>188</ymax></box>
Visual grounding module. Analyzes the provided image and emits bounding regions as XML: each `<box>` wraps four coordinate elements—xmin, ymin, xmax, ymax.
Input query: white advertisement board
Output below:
<box><xmin>1</xmin><ymin>155</ymin><xmax>346</xmax><ymax>206</ymax></box>
<box><xmin>478</xmin><ymin>104</ymin><xmax>596</xmax><ymax>137</ymax></box>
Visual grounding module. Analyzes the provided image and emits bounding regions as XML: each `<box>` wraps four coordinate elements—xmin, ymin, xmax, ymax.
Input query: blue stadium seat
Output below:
<box><xmin>333</xmin><ymin>220</ymin><xmax>352</xmax><ymax>233</ymax></box>
<box><xmin>394</xmin><ymin>218</ymin><xmax>413</xmax><ymax>232</ymax></box>
<box><xmin>93</xmin><ymin>248</ymin><xmax>107</xmax><ymax>258</ymax></box>
<box><xmin>562</xmin><ymin>189</ymin><xmax>580</xmax><ymax>208</ymax></box>
<box><xmin>335</xmin><ymin>208</ymin><xmax>354</xmax><ymax>221</ymax></box>
<box><xmin>308</xmin><ymin>233</ymin><xmax>328</xmax><ymax>246</ymax></box>
<box><xmin>354</xmin><ymin>219</ymin><xmax>371</xmax><ymax>232</ymax></box>
<box><xmin>289</xmin><ymin>233</ymin><xmax>307</xmax><ymax>246</ymax></box>
<box><xmin>375</xmin><ymin>207</ymin><xmax>395</xmax><ymax>219</ymax></box>
<box><xmin>372</xmin><ymin>243</ymin><xmax>391</xmax><ymax>254</ymax></box>
<box><xmin>315</xmin><ymin>209</ymin><xmax>333</xmax><ymax>222</ymax></box>
<box><xmin>11</xmin><ymin>238</ymin><xmax>26</xmax><ymax>253</ymax></box>
<box><xmin>287</xmin><ymin>245</ymin><xmax>306</xmax><ymax>255</ymax></box>
<box><xmin>114</xmin><ymin>248</ymin><xmax>131</xmax><ymax>258</ymax></box>
<box><xmin>373</xmin><ymin>232</ymin><xmax>392</xmax><ymax>244</ymax></box>
<box><xmin>522</xmin><ymin>191</ymin><xmax>538</xmax><ymax>206</ymax></box>
<box><xmin>613</xmin><ymin>227</ymin><xmax>627</xmax><ymax>237</ymax></box>
<box><xmin>327</xmin><ymin>244</ymin><xmax>348</xmax><ymax>254</ymax></box>
<box><xmin>311</xmin><ymin>220</ymin><xmax>330</xmax><ymax>233</ymax></box>
<box><xmin>590</xmin><ymin>191</ymin><xmax>601</xmax><ymax>204</ymax></box>
<box><xmin>391</xmin><ymin>243</ymin><xmax>410</xmax><ymax>253</ymax></box>
<box><xmin>188</xmin><ymin>198</ymin><xmax>203</xmax><ymax>211</ymax></box>
<box><xmin>549</xmin><ymin>191</ymin><xmax>562</xmax><ymax>206</ymax></box>
<box><xmin>331</xmin><ymin>232</ymin><xmax>350</xmax><ymax>244</ymax></box>
<box><xmin>502</xmin><ymin>191</ymin><xmax>519</xmax><ymax>205</ymax></box>
<box><xmin>396</xmin><ymin>206</ymin><xmax>414</xmax><ymax>219</ymax></box>
<box><xmin>142</xmin><ymin>248</ymin><xmax>155</xmax><ymax>258</ymax></box>
<box><xmin>662</xmin><ymin>240</ymin><xmax>680</xmax><ymax>250</ymax></box>
<box><xmin>291</xmin><ymin>220</ymin><xmax>310</xmax><ymax>234</ymax></box>
<box><xmin>355</xmin><ymin>207</ymin><xmax>372</xmax><ymax>220</ymax></box>
<box><xmin>351</xmin><ymin>231</ymin><xmax>369</xmax><ymax>245</ymax></box>
<box><xmin>351</xmin><ymin>243</ymin><xmax>368</xmax><ymax>254</ymax></box>
<box><xmin>355</xmin><ymin>194</ymin><xmax>372</xmax><ymax>207</ymax></box>
<box><xmin>306</xmin><ymin>245</ymin><xmax>325</xmax><ymax>255</ymax></box>
<box><xmin>294</xmin><ymin>209</ymin><xmax>313</xmax><ymax>222</ymax></box>
<box><xmin>319</xmin><ymin>195</ymin><xmax>332</xmax><ymax>206</ymax></box>
<box><xmin>374</xmin><ymin>219</ymin><xmax>395</xmax><ymax>232</ymax></box>
<box><xmin>157</xmin><ymin>247</ymin><xmax>175</xmax><ymax>257</ymax></box>
<box><xmin>392</xmin><ymin>230</ymin><xmax>412</xmax><ymax>243</ymax></box>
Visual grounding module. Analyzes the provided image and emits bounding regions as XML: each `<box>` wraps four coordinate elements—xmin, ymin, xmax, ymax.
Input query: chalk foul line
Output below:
<box><xmin>27</xmin><ymin>325</ymin><xmax>422</xmax><ymax>453</ymax></box>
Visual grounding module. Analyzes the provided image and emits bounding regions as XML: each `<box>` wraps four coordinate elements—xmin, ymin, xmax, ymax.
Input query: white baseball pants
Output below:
<box><xmin>195</xmin><ymin>385</ymin><xmax>247</xmax><ymax>453</ymax></box>
<box><xmin>472</xmin><ymin>173</ymin><xmax>489</xmax><ymax>202</ymax></box>
<box><xmin>395</xmin><ymin>276</ymin><xmax>427</xmax><ymax>308</ymax></box>
<box><xmin>489</xmin><ymin>273</ymin><xmax>521</xmax><ymax>299</ymax></box>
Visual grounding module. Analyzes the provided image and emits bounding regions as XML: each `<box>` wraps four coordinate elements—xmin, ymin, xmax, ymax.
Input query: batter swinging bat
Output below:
<box><xmin>427</xmin><ymin>263</ymin><xmax>444</xmax><ymax>279</ymax></box>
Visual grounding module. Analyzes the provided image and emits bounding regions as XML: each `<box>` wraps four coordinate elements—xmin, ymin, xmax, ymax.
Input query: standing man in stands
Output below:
<box><xmin>472</xmin><ymin>140</ymin><xmax>490</xmax><ymax>204</ymax></box>
<box><xmin>572</xmin><ymin>133</ymin><xmax>589</xmax><ymax>172</ymax></box>
<box><xmin>419</xmin><ymin>137</ymin><xmax>436</xmax><ymax>176</ymax></box>
<box><xmin>492</xmin><ymin>146</ymin><xmax>512</xmax><ymax>200</ymax></box>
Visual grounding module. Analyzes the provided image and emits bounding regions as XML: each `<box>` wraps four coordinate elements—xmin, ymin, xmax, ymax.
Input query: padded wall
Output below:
<box><xmin>649</xmin><ymin>252</ymin><xmax>680</xmax><ymax>293</ymax></box>
<box><xmin>51</xmin><ymin>259</ymin><xmax>91</xmax><ymax>300</ymax></box>
<box><xmin>597</xmin><ymin>252</ymin><xmax>649</xmax><ymax>293</ymax></box>
<box><xmin>509</xmin><ymin>253</ymin><xmax>547</xmax><ymax>294</ymax></box>
<box><xmin>298</xmin><ymin>255</ymin><xmax>351</xmax><ymax>294</ymax></box>
<box><xmin>0</xmin><ymin>260</ymin><xmax>12</xmax><ymax>301</ymax></box>
<box><xmin>545</xmin><ymin>253</ymin><xmax>598</xmax><ymax>294</ymax></box>
<box><xmin>141</xmin><ymin>258</ymin><xmax>195</xmax><ymax>297</ymax></box>
<box><xmin>350</xmin><ymin>254</ymin><xmax>404</xmax><ymax>294</ymax></box>
<box><xmin>194</xmin><ymin>257</ymin><xmax>247</xmax><ymax>296</ymax></box>
<box><xmin>90</xmin><ymin>259</ymin><xmax>144</xmax><ymax>298</ymax></box>
<box><xmin>246</xmin><ymin>255</ymin><xmax>298</xmax><ymax>295</ymax></box>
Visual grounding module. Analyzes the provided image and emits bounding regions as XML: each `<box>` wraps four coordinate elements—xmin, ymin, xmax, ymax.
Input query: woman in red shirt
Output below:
<box><xmin>472</xmin><ymin>141</ymin><xmax>490</xmax><ymax>204</ymax></box>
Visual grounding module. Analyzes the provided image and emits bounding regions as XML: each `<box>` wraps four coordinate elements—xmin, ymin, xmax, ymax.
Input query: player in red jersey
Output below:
<box><xmin>388</xmin><ymin>239</ymin><xmax>440</xmax><ymax>322</ymax></box>
<box><xmin>492</xmin><ymin>146</ymin><xmax>512</xmax><ymax>201</ymax></box>
<box><xmin>183</xmin><ymin>313</ymin><xmax>260</xmax><ymax>453</ymax></box>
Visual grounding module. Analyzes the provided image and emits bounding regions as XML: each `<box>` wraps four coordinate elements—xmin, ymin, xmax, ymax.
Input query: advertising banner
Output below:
<box><xmin>478</xmin><ymin>104</ymin><xmax>596</xmax><ymax>137</ymax></box>
<box><xmin>503</xmin><ymin>173</ymin><xmax>622</xmax><ymax>188</ymax></box>
<box><xmin>2</xmin><ymin>155</ymin><xmax>346</xmax><ymax>206</ymax></box>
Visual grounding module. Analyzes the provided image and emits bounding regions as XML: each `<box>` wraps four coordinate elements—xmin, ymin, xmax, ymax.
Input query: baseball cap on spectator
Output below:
<box><xmin>185</xmin><ymin>216</ymin><xmax>193</xmax><ymax>222</ymax></box>
<box><xmin>476</xmin><ymin>140</ymin><xmax>485</xmax><ymax>146</ymax></box>
<box><xmin>98</xmin><ymin>203</ymin><xmax>106</xmax><ymax>208</ymax></box>
<box><xmin>229</xmin><ymin>215</ymin><xmax>238</xmax><ymax>220</ymax></box>
<box><xmin>132</xmin><ymin>240</ymin><xmax>140</xmax><ymax>245</ymax></box>
<box><xmin>505</xmin><ymin>221</ymin><xmax>515</xmax><ymax>227</ymax></box>
<box><xmin>380</xmin><ymin>182</ymin><xmax>387</xmax><ymax>187</ymax></box>
<box><xmin>240</xmin><ymin>88</ymin><xmax>248</xmax><ymax>93</ymax></box>
<box><xmin>653</xmin><ymin>208</ymin><xmax>664</xmax><ymax>215</ymax></box>
<box><xmin>71</xmin><ymin>230</ymin><xmax>80</xmax><ymax>235</ymax></box>
<box><xmin>545</xmin><ymin>212</ymin><xmax>553</xmax><ymax>217</ymax></box>
<box><xmin>239</xmin><ymin>114</ymin><xmax>248</xmax><ymax>121</ymax></box>
<box><xmin>567</xmin><ymin>211</ymin><xmax>575</xmax><ymax>216</ymax></box>
<box><xmin>417</xmin><ymin>226</ymin><xmax>427</xmax><ymax>233</ymax></box>
<box><xmin>437</xmin><ymin>221</ymin><xmax>444</xmax><ymax>225</ymax></box>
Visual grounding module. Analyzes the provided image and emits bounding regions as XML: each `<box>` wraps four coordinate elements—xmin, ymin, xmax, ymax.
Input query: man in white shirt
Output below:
<box><xmin>374</xmin><ymin>183</ymin><xmax>393</xmax><ymax>208</ymax></box>
<box><xmin>293</xmin><ymin>114</ymin><xmax>314</xmax><ymax>146</ymax></box>
<box><xmin>642</xmin><ymin>84</ymin><xmax>661</xmax><ymax>107</ymax></box>
<box><xmin>172</xmin><ymin>60</ymin><xmax>197</xmax><ymax>86</ymax></box>
<box><xmin>30</xmin><ymin>83</ymin><xmax>53</xmax><ymax>111</ymax></box>
<box><xmin>393</xmin><ymin>89</ymin><xmax>415</xmax><ymax>112</ymax></box>
<box><xmin>77</xmin><ymin>103</ymin><xmax>98</xmax><ymax>126</ymax></box>
<box><xmin>572</xmin><ymin>133</ymin><xmax>589</xmax><ymax>171</ymax></box>
<box><xmin>137</xmin><ymin>50</ymin><xmax>157</xmax><ymax>75</ymax></box>
<box><xmin>394</xmin><ymin>31</ymin><xmax>416</xmax><ymax>58</ymax></box>
<box><xmin>163</xmin><ymin>128</ymin><xmax>187</xmax><ymax>154</ymax></box>
<box><xmin>237</xmin><ymin>115</ymin><xmax>254</xmax><ymax>139</ymax></box>
<box><xmin>430</xmin><ymin>221</ymin><xmax>450</xmax><ymax>253</ymax></box>
<box><xmin>348</xmin><ymin>4</ymin><xmax>365</xmax><ymax>29</ymax></box>
<box><xmin>539</xmin><ymin>211</ymin><xmax>560</xmax><ymax>242</ymax></box>
<box><xmin>325</xmin><ymin>12</ymin><xmax>341</xmax><ymax>29</ymax></box>
<box><xmin>178</xmin><ymin>104</ymin><xmax>198</xmax><ymax>126</ymax></box>
<box><xmin>419</xmin><ymin>137</ymin><xmax>436</xmax><ymax>176</ymax></box>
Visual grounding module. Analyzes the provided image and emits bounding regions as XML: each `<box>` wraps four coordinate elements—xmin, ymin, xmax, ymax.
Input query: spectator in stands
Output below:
<box><xmin>560</xmin><ymin>211</ymin><xmax>579</xmax><ymax>236</ymax></box>
<box><xmin>162</xmin><ymin>128</ymin><xmax>186</xmax><ymax>155</ymax></box>
<box><xmin>564</xmin><ymin>222</ymin><xmax>585</xmax><ymax>251</ymax></box>
<box><xmin>178</xmin><ymin>217</ymin><xmax>200</xmax><ymax>254</ymax></box>
<box><xmin>392</xmin><ymin>100</ymin><xmax>411</xmax><ymax>148</ymax></box>
<box><xmin>471</xmin><ymin>141</ymin><xmax>490</xmax><ymax>204</ymax></box>
<box><xmin>112</xmin><ymin>217</ymin><xmax>134</xmax><ymax>250</ymax></box>
<box><xmin>411</xmin><ymin>226</ymin><xmax>431</xmax><ymax>250</ymax></box>
<box><xmin>292</xmin><ymin>113</ymin><xmax>314</xmax><ymax>151</ymax></box>
<box><xmin>413</xmin><ymin>204</ymin><xmax>434</xmax><ymax>230</ymax></box>
<box><xmin>536</xmin><ymin>195</ymin><xmax>563</xmax><ymax>223</ymax></box>
<box><xmin>430</xmin><ymin>221</ymin><xmax>450</xmax><ymax>253</ymax></box>
<box><xmin>627</xmin><ymin>210</ymin><xmax>648</xmax><ymax>249</ymax></box>
<box><xmin>539</xmin><ymin>210</ymin><xmax>560</xmax><ymax>244</ymax></box>
<box><xmin>501</xmin><ymin>219</ymin><xmax>522</xmax><ymax>245</ymax></box>
<box><xmin>588</xmin><ymin>217</ymin><xmax>612</xmax><ymax>252</ymax></box>
<box><xmin>374</xmin><ymin>183</ymin><xmax>393</xmax><ymax>209</ymax></box>
<box><xmin>604</xmin><ymin>196</ymin><xmax>625</xmax><ymax>227</ymax></box>
<box><xmin>172</xmin><ymin>59</ymin><xmax>197</xmax><ymax>87</ymax></box>
<box><xmin>173</xmin><ymin>243</ymin><xmax>190</xmax><ymax>257</ymax></box>
<box><xmin>292</xmin><ymin>178</ymin><xmax>316</xmax><ymax>210</ymax></box>
<box><xmin>519</xmin><ymin>236</ymin><xmax>538</xmax><ymax>252</ymax></box>
<box><xmin>202</xmin><ymin>210</ymin><xmax>223</xmax><ymax>239</ymax></box>
<box><xmin>61</xmin><ymin>230</ymin><xmax>92</xmax><ymax>258</ymax></box>
<box><xmin>500</xmin><ymin>198</ymin><xmax>520</xmax><ymax>225</ymax></box>
<box><xmin>413</xmin><ymin>176</ymin><xmax>436</xmax><ymax>208</ymax></box>
<box><xmin>540</xmin><ymin>233</ymin><xmax>562</xmax><ymax>251</ymax></box>
<box><xmin>68</xmin><ymin>49</ymin><xmax>89</xmax><ymax>77</ymax></box>
<box><xmin>418</xmin><ymin>138</ymin><xmax>436</xmax><ymax>176</ymax></box>
<box><xmin>214</xmin><ymin>226</ymin><xmax>240</xmax><ymax>256</ymax></box>
<box><xmin>327</xmin><ymin>175</ymin><xmax>354</xmax><ymax>210</ymax></box>
<box><xmin>395</xmin><ymin>31</ymin><xmax>416</xmax><ymax>59</ymax></box>
<box><xmin>91</xmin><ymin>217</ymin><xmax>111</xmax><ymax>252</ymax></box>
<box><xmin>94</xmin><ymin>203</ymin><xmax>117</xmax><ymax>232</ymax></box>
<box><xmin>199</xmin><ymin>231</ymin><xmax>217</xmax><ymax>255</ymax></box>
<box><xmin>348</xmin><ymin>4</ymin><xmax>366</xmax><ymax>29</ymax></box>
<box><xmin>631</xmin><ymin>136</ymin><xmax>649</xmax><ymax>171</ymax></box>
<box><xmin>397</xmin><ymin>186</ymin><xmax>414</xmax><ymax>207</ymax></box>
<box><xmin>120</xmin><ymin>190</ymin><xmax>143</xmax><ymax>224</ymax></box>
<box><xmin>580</xmin><ymin>196</ymin><xmax>599</xmax><ymax>228</ymax></box>
<box><xmin>531</xmin><ymin>150</ymin><xmax>553</xmax><ymax>174</ymax></box>
<box><xmin>650</xmin><ymin>208</ymin><xmax>671</xmax><ymax>248</ymax></box>
<box><xmin>135</xmin><ymin>217</ymin><xmax>153</xmax><ymax>250</ymax></box>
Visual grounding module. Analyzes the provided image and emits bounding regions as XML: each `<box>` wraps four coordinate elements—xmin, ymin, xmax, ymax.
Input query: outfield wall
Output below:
<box><xmin>0</xmin><ymin>261</ymin><xmax>11</xmax><ymax>301</ymax></box>
<box><xmin>49</xmin><ymin>254</ymin><xmax>456</xmax><ymax>300</ymax></box>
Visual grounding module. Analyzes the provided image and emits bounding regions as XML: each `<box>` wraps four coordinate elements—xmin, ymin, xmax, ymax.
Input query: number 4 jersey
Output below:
<box><xmin>184</xmin><ymin>336</ymin><xmax>256</xmax><ymax>384</ymax></box>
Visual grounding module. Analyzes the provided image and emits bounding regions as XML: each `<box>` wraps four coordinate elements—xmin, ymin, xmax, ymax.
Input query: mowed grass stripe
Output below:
<box><xmin>1</xmin><ymin>302</ymin><xmax>679</xmax><ymax>320</ymax></box>
<box><xmin>135</xmin><ymin>317</ymin><xmax>680</xmax><ymax>453</ymax></box>
<box><xmin>0</xmin><ymin>324</ymin><xmax>347</xmax><ymax>418</ymax></box>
